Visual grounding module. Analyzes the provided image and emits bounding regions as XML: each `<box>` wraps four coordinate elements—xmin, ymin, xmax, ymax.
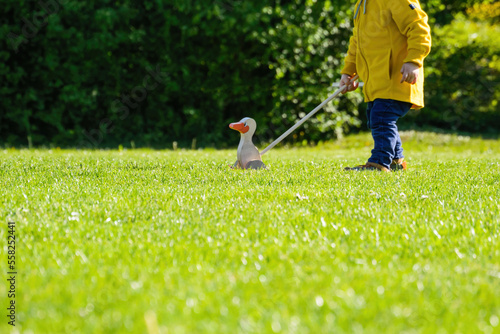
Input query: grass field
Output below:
<box><xmin>1</xmin><ymin>132</ymin><xmax>500</xmax><ymax>333</ymax></box>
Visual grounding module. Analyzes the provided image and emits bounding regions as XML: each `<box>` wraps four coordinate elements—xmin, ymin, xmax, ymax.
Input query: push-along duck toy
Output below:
<box><xmin>229</xmin><ymin>117</ymin><xmax>267</xmax><ymax>170</ymax></box>
<box><xmin>229</xmin><ymin>75</ymin><xmax>360</xmax><ymax>170</ymax></box>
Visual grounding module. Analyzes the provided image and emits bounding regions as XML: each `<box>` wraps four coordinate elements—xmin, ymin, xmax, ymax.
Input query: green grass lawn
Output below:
<box><xmin>1</xmin><ymin>132</ymin><xmax>500</xmax><ymax>333</ymax></box>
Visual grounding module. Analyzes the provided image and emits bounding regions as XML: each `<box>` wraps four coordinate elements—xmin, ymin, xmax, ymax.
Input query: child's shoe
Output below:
<box><xmin>344</xmin><ymin>162</ymin><xmax>390</xmax><ymax>172</ymax></box>
<box><xmin>390</xmin><ymin>158</ymin><xmax>407</xmax><ymax>171</ymax></box>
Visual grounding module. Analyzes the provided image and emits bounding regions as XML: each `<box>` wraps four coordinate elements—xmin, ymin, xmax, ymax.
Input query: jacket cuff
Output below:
<box><xmin>341</xmin><ymin>62</ymin><xmax>357</xmax><ymax>76</ymax></box>
<box><xmin>404</xmin><ymin>49</ymin><xmax>425</xmax><ymax>67</ymax></box>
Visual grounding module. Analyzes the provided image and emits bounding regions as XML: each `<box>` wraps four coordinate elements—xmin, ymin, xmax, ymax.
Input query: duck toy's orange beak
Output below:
<box><xmin>229</xmin><ymin>122</ymin><xmax>250</xmax><ymax>134</ymax></box>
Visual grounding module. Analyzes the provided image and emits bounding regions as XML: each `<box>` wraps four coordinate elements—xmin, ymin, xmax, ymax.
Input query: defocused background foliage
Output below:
<box><xmin>0</xmin><ymin>0</ymin><xmax>498</xmax><ymax>148</ymax></box>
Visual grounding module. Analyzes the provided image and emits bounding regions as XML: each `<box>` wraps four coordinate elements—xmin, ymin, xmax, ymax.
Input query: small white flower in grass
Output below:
<box><xmin>490</xmin><ymin>315</ymin><xmax>499</xmax><ymax>327</ymax></box>
<box><xmin>295</xmin><ymin>193</ymin><xmax>309</xmax><ymax>201</ymax></box>
<box><xmin>130</xmin><ymin>281</ymin><xmax>142</xmax><ymax>290</ymax></box>
<box><xmin>455</xmin><ymin>248</ymin><xmax>464</xmax><ymax>259</ymax></box>
<box><xmin>421</xmin><ymin>195</ymin><xmax>429</xmax><ymax>199</ymax></box>
<box><xmin>186</xmin><ymin>298</ymin><xmax>196</xmax><ymax>308</ymax></box>
<box><xmin>259</xmin><ymin>275</ymin><xmax>267</xmax><ymax>283</ymax></box>
<box><xmin>315</xmin><ymin>296</ymin><xmax>324</xmax><ymax>307</ymax></box>
<box><xmin>377</xmin><ymin>286</ymin><xmax>385</xmax><ymax>295</ymax></box>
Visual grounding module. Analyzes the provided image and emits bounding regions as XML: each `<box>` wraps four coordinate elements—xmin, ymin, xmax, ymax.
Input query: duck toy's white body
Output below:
<box><xmin>229</xmin><ymin>117</ymin><xmax>267</xmax><ymax>170</ymax></box>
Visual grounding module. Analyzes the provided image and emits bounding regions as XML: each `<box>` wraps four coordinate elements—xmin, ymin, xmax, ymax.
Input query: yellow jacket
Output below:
<box><xmin>341</xmin><ymin>0</ymin><xmax>432</xmax><ymax>109</ymax></box>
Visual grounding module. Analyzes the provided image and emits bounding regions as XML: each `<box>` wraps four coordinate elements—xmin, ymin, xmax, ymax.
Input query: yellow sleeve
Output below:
<box><xmin>341</xmin><ymin>22</ymin><xmax>358</xmax><ymax>76</ymax></box>
<box><xmin>389</xmin><ymin>0</ymin><xmax>432</xmax><ymax>67</ymax></box>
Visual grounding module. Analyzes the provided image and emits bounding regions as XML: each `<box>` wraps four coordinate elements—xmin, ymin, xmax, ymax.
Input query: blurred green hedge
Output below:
<box><xmin>0</xmin><ymin>0</ymin><xmax>498</xmax><ymax>148</ymax></box>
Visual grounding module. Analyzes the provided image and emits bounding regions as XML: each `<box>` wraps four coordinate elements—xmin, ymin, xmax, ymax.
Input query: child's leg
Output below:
<box><xmin>366</xmin><ymin>101</ymin><xmax>374</xmax><ymax>129</ymax></box>
<box><xmin>394</xmin><ymin>134</ymin><xmax>404</xmax><ymax>160</ymax></box>
<box><xmin>367</xmin><ymin>99</ymin><xmax>412</xmax><ymax>169</ymax></box>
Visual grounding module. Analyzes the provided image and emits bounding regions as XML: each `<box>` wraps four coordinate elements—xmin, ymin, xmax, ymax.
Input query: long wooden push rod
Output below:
<box><xmin>260</xmin><ymin>75</ymin><xmax>359</xmax><ymax>156</ymax></box>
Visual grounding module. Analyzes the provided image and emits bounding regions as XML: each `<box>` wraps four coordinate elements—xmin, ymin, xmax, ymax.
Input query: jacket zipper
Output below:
<box><xmin>357</xmin><ymin>13</ymin><xmax>370</xmax><ymax>101</ymax></box>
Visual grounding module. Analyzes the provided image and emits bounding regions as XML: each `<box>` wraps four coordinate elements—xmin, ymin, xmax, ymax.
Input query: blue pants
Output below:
<box><xmin>366</xmin><ymin>99</ymin><xmax>412</xmax><ymax>169</ymax></box>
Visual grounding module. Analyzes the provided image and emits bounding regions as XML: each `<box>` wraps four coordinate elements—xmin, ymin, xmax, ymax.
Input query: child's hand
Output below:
<box><xmin>340</xmin><ymin>74</ymin><xmax>359</xmax><ymax>94</ymax></box>
<box><xmin>400</xmin><ymin>63</ymin><xmax>419</xmax><ymax>84</ymax></box>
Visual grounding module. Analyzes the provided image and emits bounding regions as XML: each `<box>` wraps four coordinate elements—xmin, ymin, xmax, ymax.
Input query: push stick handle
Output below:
<box><xmin>260</xmin><ymin>75</ymin><xmax>359</xmax><ymax>156</ymax></box>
